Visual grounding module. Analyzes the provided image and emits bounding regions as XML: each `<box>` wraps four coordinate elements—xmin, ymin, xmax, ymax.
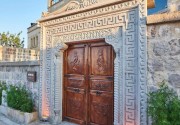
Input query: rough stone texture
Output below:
<box><xmin>168</xmin><ymin>0</ymin><xmax>180</xmax><ymax>12</ymax></box>
<box><xmin>0</xmin><ymin>46</ymin><xmax>39</xmax><ymax>62</ymax></box>
<box><xmin>147</xmin><ymin>17</ymin><xmax>180</xmax><ymax>95</ymax></box>
<box><xmin>0</xmin><ymin>61</ymin><xmax>40</xmax><ymax>109</ymax></box>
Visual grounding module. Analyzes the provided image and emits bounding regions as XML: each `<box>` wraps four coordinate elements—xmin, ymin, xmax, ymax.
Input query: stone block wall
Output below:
<box><xmin>0</xmin><ymin>46</ymin><xmax>39</xmax><ymax>62</ymax></box>
<box><xmin>0</xmin><ymin>61</ymin><xmax>40</xmax><ymax>110</ymax></box>
<box><xmin>147</xmin><ymin>12</ymin><xmax>180</xmax><ymax>95</ymax></box>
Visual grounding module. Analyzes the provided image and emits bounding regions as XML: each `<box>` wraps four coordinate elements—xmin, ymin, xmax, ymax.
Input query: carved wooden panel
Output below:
<box><xmin>90</xmin><ymin>44</ymin><xmax>113</xmax><ymax>76</ymax></box>
<box><xmin>66</xmin><ymin>90</ymin><xmax>85</xmax><ymax>122</ymax></box>
<box><xmin>90</xmin><ymin>80</ymin><xmax>113</xmax><ymax>92</ymax></box>
<box><xmin>67</xmin><ymin>46</ymin><xmax>85</xmax><ymax>75</ymax></box>
<box><xmin>67</xmin><ymin>78</ymin><xmax>85</xmax><ymax>89</ymax></box>
<box><xmin>89</xmin><ymin>42</ymin><xmax>114</xmax><ymax>125</ymax></box>
<box><xmin>64</xmin><ymin>43</ymin><xmax>87</xmax><ymax>124</ymax></box>
<box><xmin>89</xmin><ymin>92</ymin><xmax>113</xmax><ymax>125</ymax></box>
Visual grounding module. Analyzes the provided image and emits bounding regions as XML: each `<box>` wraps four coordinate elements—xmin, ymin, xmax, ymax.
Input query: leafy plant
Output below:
<box><xmin>148</xmin><ymin>81</ymin><xmax>180</xmax><ymax>125</ymax></box>
<box><xmin>7</xmin><ymin>85</ymin><xmax>34</xmax><ymax>113</ymax></box>
<box><xmin>0</xmin><ymin>81</ymin><xmax>7</xmax><ymax>105</ymax></box>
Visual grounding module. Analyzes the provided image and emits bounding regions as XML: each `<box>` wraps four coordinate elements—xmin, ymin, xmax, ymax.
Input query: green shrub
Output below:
<box><xmin>7</xmin><ymin>85</ymin><xmax>34</xmax><ymax>113</ymax></box>
<box><xmin>0</xmin><ymin>81</ymin><xmax>7</xmax><ymax>105</ymax></box>
<box><xmin>148</xmin><ymin>81</ymin><xmax>180</xmax><ymax>125</ymax></box>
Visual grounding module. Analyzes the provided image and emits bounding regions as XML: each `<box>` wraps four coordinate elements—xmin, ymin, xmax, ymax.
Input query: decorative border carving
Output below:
<box><xmin>105</xmin><ymin>28</ymin><xmax>122</xmax><ymax>125</ymax></box>
<box><xmin>138</xmin><ymin>0</ymin><xmax>147</xmax><ymax>124</ymax></box>
<box><xmin>40</xmin><ymin>0</ymin><xmax>138</xmax><ymax>26</ymax></box>
<box><xmin>52</xmin><ymin>41</ymin><xmax>68</xmax><ymax>124</ymax></box>
<box><xmin>39</xmin><ymin>0</ymin><xmax>147</xmax><ymax>124</ymax></box>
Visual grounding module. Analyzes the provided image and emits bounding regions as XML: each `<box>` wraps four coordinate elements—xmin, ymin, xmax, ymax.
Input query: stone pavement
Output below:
<box><xmin>0</xmin><ymin>114</ymin><xmax>77</xmax><ymax>125</ymax></box>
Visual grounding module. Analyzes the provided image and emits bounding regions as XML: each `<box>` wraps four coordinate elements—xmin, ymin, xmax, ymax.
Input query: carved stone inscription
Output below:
<box><xmin>66</xmin><ymin>0</ymin><xmax>98</xmax><ymax>11</ymax></box>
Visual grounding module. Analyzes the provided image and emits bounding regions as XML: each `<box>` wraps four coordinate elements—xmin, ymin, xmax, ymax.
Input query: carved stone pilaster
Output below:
<box><xmin>53</xmin><ymin>42</ymin><xmax>68</xmax><ymax>124</ymax></box>
<box><xmin>105</xmin><ymin>27</ymin><xmax>123</xmax><ymax>125</ymax></box>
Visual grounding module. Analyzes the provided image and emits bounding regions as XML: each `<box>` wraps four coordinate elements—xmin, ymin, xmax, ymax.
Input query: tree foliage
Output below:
<box><xmin>0</xmin><ymin>32</ymin><xmax>24</xmax><ymax>48</ymax></box>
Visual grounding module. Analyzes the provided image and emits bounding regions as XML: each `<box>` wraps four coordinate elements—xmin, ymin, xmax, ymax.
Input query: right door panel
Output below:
<box><xmin>88</xmin><ymin>42</ymin><xmax>114</xmax><ymax>125</ymax></box>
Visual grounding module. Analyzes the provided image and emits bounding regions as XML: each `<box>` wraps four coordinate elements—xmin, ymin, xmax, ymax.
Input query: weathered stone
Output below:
<box><xmin>159</xmin><ymin>25</ymin><xmax>171</xmax><ymax>37</ymax></box>
<box><xmin>1</xmin><ymin>90</ymin><xmax>7</xmax><ymax>107</ymax></box>
<box><xmin>148</xmin><ymin>13</ymin><xmax>180</xmax><ymax>97</ymax></box>
<box><xmin>164</xmin><ymin>58</ymin><xmax>180</xmax><ymax>71</ymax></box>
<box><xmin>169</xmin><ymin>39</ymin><xmax>180</xmax><ymax>56</ymax></box>
<box><xmin>151</xmin><ymin>59</ymin><xmax>164</xmax><ymax>71</ymax></box>
<box><xmin>168</xmin><ymin>74</ymin><xmax>180</xmax><ymax>88</ymax></box>
<box><xmin>0</xmin><ymin>105</ymin><xmax>7</xmax><ymax>116</ymax></box>
<box><xmin>0</xmin><ymin>106</ymin><xmax>38</xmax><ymax>124</ymax></box>
<box><xmin>148</xmin><ymin>85</ymin><xmax>158</xmax><ymax>92</ymax></box>
<box><xmin>24</xmin><ymin>112</ymin><xmax>38</xmax><ymax>124</ymax></box>
<box><xmin>153</xmin><ymin>42</ymin><xmax>170</xmax><ymax>56</ymax></box>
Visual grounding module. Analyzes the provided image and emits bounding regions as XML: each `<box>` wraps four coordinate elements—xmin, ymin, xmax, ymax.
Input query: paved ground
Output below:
<box><xmin>0</xmin><ymin>114</ymin><xmax>77</xmax><ymax>125</ymax></box>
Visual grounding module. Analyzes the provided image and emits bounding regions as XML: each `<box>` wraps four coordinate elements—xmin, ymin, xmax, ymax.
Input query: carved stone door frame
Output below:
<box><xmin>39</xmin><ymin>0</ymin><xmax>147</xmax><ymax>124</ymax></box>
<box><xmin>52</xmin><ymin>29</ymin><xmax>122</xmax><ymax>124</ymax></box>
<box><xmin>50</xmin><ymin>27</ymin><xmax>133</xmax><ymax>125</ymax></box>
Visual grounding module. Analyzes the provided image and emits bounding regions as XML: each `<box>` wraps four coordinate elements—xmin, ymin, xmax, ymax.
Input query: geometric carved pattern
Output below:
<box><xmin>43</xmin><ymin>0</ymin><xmax>138</xmax><ymax>26</ymax></box>
<box><xmin>39</xmin><ymin>0</ymin><xmax>147</xmax><ymax>124</ymax></box>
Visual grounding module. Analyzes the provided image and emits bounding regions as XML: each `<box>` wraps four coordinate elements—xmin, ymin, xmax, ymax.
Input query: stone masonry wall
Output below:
<box><xmin>0</xmin><ymin>61</ymin><xmax>40</xmax><ymax>110</ymax></box>
<box><xmin>147</xmin><ymin>12</ymin><xmax>180</xmax><ymax>95</ymax></box>
<box><xmin>0</xmin><ymin>46</ymin><xmax>39</xmax><ymax>62</ymax></box>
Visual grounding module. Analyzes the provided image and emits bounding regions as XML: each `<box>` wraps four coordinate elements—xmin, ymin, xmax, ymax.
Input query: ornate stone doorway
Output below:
<box><xmin>63</xmin><ymin>41</ymin><xmax>114</xmax><ymax>125</ymax></box>
<box><xmin>39</xmin><ymin>0</ymin><xmax>147</xmax><ymax>125</ymax></box>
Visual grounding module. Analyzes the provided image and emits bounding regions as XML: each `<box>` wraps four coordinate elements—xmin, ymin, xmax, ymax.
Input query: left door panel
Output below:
<box><xmin>64</xmin><ymin>44</ymin><xmax>87</xmax><ymax>124</ymax></box>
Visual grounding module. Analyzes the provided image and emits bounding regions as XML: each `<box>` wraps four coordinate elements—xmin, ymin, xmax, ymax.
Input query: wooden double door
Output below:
<box><xmin>63</xmin><ymin>41</ymin><xmax>114</xmax><ymax>125</ymax></box>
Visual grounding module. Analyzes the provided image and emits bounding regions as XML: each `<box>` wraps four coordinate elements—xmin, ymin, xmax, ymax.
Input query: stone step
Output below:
<box><xmin>0</xmin><ymin>114</ymin><xmax>78</xmax><ymax>125</ymax></box>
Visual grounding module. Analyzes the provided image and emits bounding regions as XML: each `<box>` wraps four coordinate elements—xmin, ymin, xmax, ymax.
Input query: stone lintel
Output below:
<box><xmin>147</xmin><ymin>11</ymin><xmax>180</xmax><ymax>25</ymax></box>
<box><xmin>0</xmin><ymin>61</ymin><xmax>40</xmax><ymax>66</ymax></box>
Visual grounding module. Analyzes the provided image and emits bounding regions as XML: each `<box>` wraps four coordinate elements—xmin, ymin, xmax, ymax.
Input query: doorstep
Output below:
<box><xmin>30</xmin><ymin>121</ymin><xmax>78</xmax><ymax>125</ymax></box>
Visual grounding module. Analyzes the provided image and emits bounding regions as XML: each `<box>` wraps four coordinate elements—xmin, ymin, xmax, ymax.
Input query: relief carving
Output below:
<box><xmin>66</xmin><ymin>1</ymin><xmax>80</xmax><ymax>11</ymax></box>
<box><xmin>66</xmin><ymin>0</ymin><xmax>98</xmax><ymax>11</ymax></box>
<box><xmin>70</xmin><ymin>51</ymin><xmax>80</xmax><ymax>72</ymax></box>
<box><xmin>97</xmin><ymin>49</ymin><xmax>106</xmax><ymax>73</ymax></box>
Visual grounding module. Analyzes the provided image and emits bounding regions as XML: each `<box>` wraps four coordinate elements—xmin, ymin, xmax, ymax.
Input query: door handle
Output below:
<box><xmin>96</xmin><ymin>91</ymin><xmax>102</xmax><ymax>96</ymax></box>
<box><xmin>74</xmin><ymin>88</ymin><xmax>80</xmax><ymax>93</ymax></box>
